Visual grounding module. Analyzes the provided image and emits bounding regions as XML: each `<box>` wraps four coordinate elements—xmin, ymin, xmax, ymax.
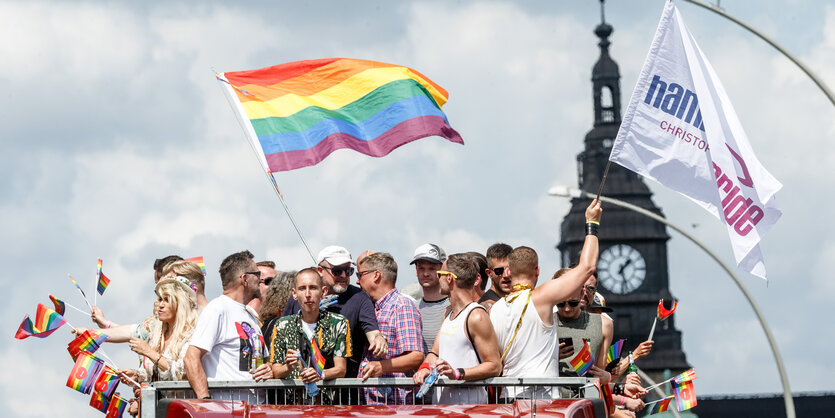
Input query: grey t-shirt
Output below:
<box><xmin>418</xmin><ymin>297</ymin><xmax>450</xmax><ymax>352</ymax></box>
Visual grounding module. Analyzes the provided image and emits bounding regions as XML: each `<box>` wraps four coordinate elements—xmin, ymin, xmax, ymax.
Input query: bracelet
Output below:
<box><xmin>418</xmin><ymin>362</ymin><xmax>430</xmax><ymax>372</ymax></box>
<box><xmin>613</xmin><ymin>382</ymin><xmax>625</xmax><ymax>395</ymax></box>
<box><xmin>152</xmin><ymin>355</ymin><xmax>161</xmax><ymax>370</ymax></box>
<box><xmin>457</xmin><ymin>368</ymin><xmax>466</xmax><ymax>380</ymax></box>
<box><xmin>620</xmin><ymin>396</ymin><xmax>626</xmax><ymax>406</ymax></box>
<box><xmin>453</xmin><ymin>368</ymin><xmax>461</xmax><ymax>380</ymax></box>
<box><xmin>104</xmin><ymin>321</ymin><xmax>112</xmax><ymax>329</ymax></box>
<box><xmin>586</xmin><ymin>222</ymin><xmax>599</xmax><ymax>236</ymax></box>
<box><xmin>427</xmin><ymin>351</ymin><xmax>438</xmax><ymax>358</ymax></box>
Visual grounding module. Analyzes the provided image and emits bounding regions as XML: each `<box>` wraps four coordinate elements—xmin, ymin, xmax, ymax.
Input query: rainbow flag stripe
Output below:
<box><xmin>311</xmin><ymin>336</ymin><xmax>326</xmax><ymax>377</ymax></box>
<box><xmin>607</xmin><ymin>339</ymin><xmax>624</xmax><ymax>365</ymax></box>
<box><xmin>185</xmin><ymin>256</ymin><xmax>207</xmax><ymax>276</ymax></box>
<box><xmin>657</xmin><ymin>298</ymin><xmax>677</xmax><ymax>320</ymax></box>
<box><xmin>97</xmin><ymin>259</ymin><xmax>111</xmax><ymax>295</ymax></box>
<box><xmin>219</xmin><ymin>58</ymin><xmax>463</xmax><ymax>172</ymax></box>
<box><xmin>90</xmin><ymin>366</ymin><xmax>120</xmax><ymax>413</ymax></box>
<box><xmin>568</xmin><ymin>339</ymin><xmax>594</xmax><ymax>376</ymax></box>
<box><xmin>15</xmin><ymin>304</ymin><xmax>66</xmax><ymax>339</ymax></box>
<box><xmin>49</xmin><ymin>294</ymin><xmax>66</xmax><ymax>316</ymax></box>
<box><xmin>673</xmin><ymin>380</ymin><xmax>697</xmax><ymax>411</ymax></box>
<box><xmin>649</xmin><ymin>395</ymin><xmax>675</xmax><ymax>414</ymax></box>
<box><xmin>105</xmin><ymin>393</ymin><xmax>128</xmax><ymax>418</ymax></box>
<box><xmin>66</xmin><ymin>351</ymin><xmax>104</xmax><ymax>394</ymax></box>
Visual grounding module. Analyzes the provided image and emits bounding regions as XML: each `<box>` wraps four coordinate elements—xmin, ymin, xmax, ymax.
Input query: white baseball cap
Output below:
<box><xmin>409</xmin><ymin>243</ymin><xmax>446</xmax><ymax>265</ymax></box>
<box><xmin>317</xmin><ymin>245</ymin><xmax>354</xmax><ymax>266</ymax></box>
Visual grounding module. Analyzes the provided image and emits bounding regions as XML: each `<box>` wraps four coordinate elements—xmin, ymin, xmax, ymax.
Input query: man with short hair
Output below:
<box><xmin>247</xmin><ymin>260</ymin><xmax>278</xmax><ymax>315</ymax></box>
<box><xmin>466</xmin><ymin>251</ymin><xmax>489</xmax><ymax>301</ymax></box>
<box><xmin>282</xmin><ymin>246</ymin><xmax>387</xmax><ymax>395</ymax></box>
<box><xmin>414</xmin><ymin>253</ymin><xmax>502</xmax><ymax>404</ymax></box>
<box><xmin>490</xmin><ymin>200</ymin><xmax>601</xmax><ymax>399</ymax></box>
<box><xmin>270</xmin><ymin>268</ymin><xmax>350</xmax><ymax>404</ymax></box>
<box><xmin>356</xmin><ymin>252</ymin><xmax>424</xmax><ymax>405</ymax></box>
<box><xmin>411</xmin><ymin>243</ymin><xmax>449</xmax><ymax>352</ymax></box>
<box><xmin>184</xmin><ymin>250</ymin><xmax>272</xmax><ymax>399</ymax></box>
<box><xmin>479</xmin><ymin>243</ymin><xmax>513</xmax><ymax>311</ymax></box>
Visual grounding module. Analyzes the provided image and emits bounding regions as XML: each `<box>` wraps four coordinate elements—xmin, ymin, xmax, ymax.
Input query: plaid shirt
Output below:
<box><xmin>361</xmin><ymin>288</ymin><xmax>423</xmax><ymax>405</ymax></box>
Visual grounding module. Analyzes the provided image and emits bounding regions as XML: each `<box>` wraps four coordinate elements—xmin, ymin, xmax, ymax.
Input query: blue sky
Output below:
<box><xmin>1</xmin><ymin>1</ymin><xmax>833</xmax><ymax>416</ymax></box>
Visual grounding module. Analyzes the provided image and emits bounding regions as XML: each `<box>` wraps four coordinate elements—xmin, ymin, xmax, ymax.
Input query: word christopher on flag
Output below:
<box><xmin>645</xmin><ymin>74</ymin><xmax>764</xmax><ymax>237</ymax></box>
<box><xmin>645</xmin><ymin>75</ymin><xmax>709</xmax><ymax>152</ymax></box>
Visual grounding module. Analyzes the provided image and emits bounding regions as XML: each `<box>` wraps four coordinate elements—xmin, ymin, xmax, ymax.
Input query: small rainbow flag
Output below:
<box><xmin>648</xmin><ymin>395</ymin><xmax>675</xmax><ymax>414</ymax></box>
<box><xmin>97</xmin><ymin>259</ymin><xmax>111</xmax><ymax>295</ymax></box>
<box><xmin>568</xmin><ymin>338</ymin><xmax>594</xmax><ymax>376</ymax></box>
<box><xmin>310</xmin><ymin>336</ymin><xmax>326</xmax><ymax>377</ymax></box>
<box><xmin>673</xmin><ymin>379</ymin><xmax>697</xmax><ymax>411</ymax></box>
<box><xmin>105</xmin><ymin>393</ymin><xmax>128</xmax><ymax>418</ymax></box>
<box><xmin>217</xmin><ymin>58</ymin><xmax>463</xmax><ymax>173</ymax></box>
<box><xmin>89</xmin><ymin>366</ymin><xmax>120</xmax><ymax>413</ymax></box>
<box><xmin>68</xmin><ymin>274</ymin><xmax>88</xmax><ymax>299</ymax></box>
<box><xmin>15</xmin><ymin>304</ymin><xmax>66</xmax><ymax>339</ymax></box>
<box><xmin>49</xmin><ymin>294</ymin><xmax>66</xmax><ymax>316</ymax></box>
<box><xmin>606</xmin><ymin>339</ymin><xmax>624</xmax><ymax>365</ymax></box>
<box><xmin>185</xmin><ymin>256</ymin><xmax>207</xmax><ymax>276</ymax></box>
<box><xmin>68</xmin><ymin>329</ymin><xmax>107</xmax><ymax>360</ymax></box>
<box><xmin>67</xmin><ymin>351</ymin><xmax>105</xmax><ymax>394</ymax></box>
<box><xmin>658</xmin><ymin>298</ymin><xmax>677</xmax><ymax>320</ymax></box>
<box><xmin>673</xmin><ymin>368</ymin><xmax>698</xmax><ymax>384</ymax></box>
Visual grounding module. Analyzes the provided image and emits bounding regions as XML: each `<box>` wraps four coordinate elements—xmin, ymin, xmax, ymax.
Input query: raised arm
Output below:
<box><xmin>533</xmin><ymin>199</ymin><xmax>602</xmax><ymax>322</ymax></box>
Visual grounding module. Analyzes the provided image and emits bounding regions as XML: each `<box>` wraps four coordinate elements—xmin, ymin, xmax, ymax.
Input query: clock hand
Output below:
<box><xmin>618</xmin><ymin>259</ymin><xmax>633</xmax><ymax>276</ymax></box>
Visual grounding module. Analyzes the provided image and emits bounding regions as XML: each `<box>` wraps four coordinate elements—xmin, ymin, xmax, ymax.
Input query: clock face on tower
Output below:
<box><xmin>598</xmin><ymin>244</ymin><xmax>646</xmax><ymax>294</ymax></box>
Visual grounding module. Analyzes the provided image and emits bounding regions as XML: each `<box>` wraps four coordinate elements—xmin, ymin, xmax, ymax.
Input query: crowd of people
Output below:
<box><xmin>76</xmin><ymin>200</ymin><xmax>659</xmax><ymax>417</ymax></box>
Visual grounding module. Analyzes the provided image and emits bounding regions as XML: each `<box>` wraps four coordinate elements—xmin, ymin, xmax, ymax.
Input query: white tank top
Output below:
<box><xmin>435</xmin><ymin>302</ymin><xmax>488</xmax><ymax>404</ymax></box>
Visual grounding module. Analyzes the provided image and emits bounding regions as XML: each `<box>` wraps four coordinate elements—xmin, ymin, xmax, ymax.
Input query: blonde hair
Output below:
<box><xmin>145</xmin><ymin>282</ymin><xmax>198</xmax><ymax>379</ymax></box>
<box><xmin>163</xmin><ymin>260</ymin><xmax>205</xmax><ymax>293</ymax></box>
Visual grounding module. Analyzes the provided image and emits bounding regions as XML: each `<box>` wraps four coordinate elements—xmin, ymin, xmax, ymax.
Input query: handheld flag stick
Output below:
<box><xmin>64</xmin><ymin>301</ymin><xmax>91</xmax><ymax>316</ymax></box>
<box><xmin>215</xmin><ymin>72</ymin><xmax>316</xmax><ymax>264</ymax></box>
<box><xmin>595</xmin><ymin>160</ymin><xmax>614</xmax><ymax>201</ymax></box>
<box><xmin>648</xmin><ymin>317</ymin><xmax>658</xmax><ymax>341</ymax></box>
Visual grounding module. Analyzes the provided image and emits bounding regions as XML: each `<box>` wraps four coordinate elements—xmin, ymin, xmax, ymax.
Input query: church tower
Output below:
<box><xmin>557</xmin><ymin>2</ymin><xmax>690</xmax><ymax>380</ymax></box>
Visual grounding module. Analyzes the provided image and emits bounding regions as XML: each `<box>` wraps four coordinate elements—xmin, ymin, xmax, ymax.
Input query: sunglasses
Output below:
<box><xmin>436</xmin><ymin>270</ymin><xmax>458</xmax><ymax>279</ymax></box>
<box><xmin>556</xmin><ymin>300</ymin><xmax>581</xmax><ymax>308</ymax></box>
<box><xmin>261</xmin><ymin>276</ymin><xmax>275</xmax><ymax>286</ymax></box>
<box><xmin>244</xmin><ymin>271</ymin><xmax>261</xmax><ymax>280</ymax></box>
<box><xmin>356</xmin><ymin>270</ymin><xmax>376</xmax><ymax>279</ymax></box>
<box><xmin>324</xmin><ymin>265</ymin><xmax>355</xmax><ymax>277</ymax></box>
<box><xmin>490</xmin><ymin>267</ymin><xmax>506</xmax><ymax>276</ymax></box>
<box><xmin>584</xmin><ymin>285</ymin><xmax>597</xmax><ymax>295</ymax></box>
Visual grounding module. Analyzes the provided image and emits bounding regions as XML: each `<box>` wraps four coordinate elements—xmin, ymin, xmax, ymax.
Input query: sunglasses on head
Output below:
<box><xmin>556</xmin><ymin>300</ymin><xmax>581</xmax><ymax>308</ymax></box>
<box><xmin>325</xmin><ymin>265</ymin><xmax>355</xmax><ymax>277</ymax></box>
<box><xmin>491</xmin><ymin>267</ymin><xmax>506</xmax><ymax>276</ymax></box>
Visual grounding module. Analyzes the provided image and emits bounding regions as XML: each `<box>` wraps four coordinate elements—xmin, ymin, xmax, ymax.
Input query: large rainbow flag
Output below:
<box><xmin>218</xmin><ymin>58</ymin><xmax>463</xmax><ymax>172</ymax></box>
<box><xmin>15</xmin><ymin>303</ymin><xmax>66</xmax><ymax>339</ymax></box>
<box><xmin>66</xmin><ymin>351</ymin><xmax>105</xmax><ymax>394</ymax></box>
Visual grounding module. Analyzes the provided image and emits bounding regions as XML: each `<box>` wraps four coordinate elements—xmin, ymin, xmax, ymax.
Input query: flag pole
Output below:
<box><xmin>647</xmin><ymin>317</ymin><xmax>658</xmax><ymax>341</ymax></box>
<box><xmin>214</xmin><ymin>71</ymin><xmax>316</xmax><ymax>264</ymax></box>
<box><xmin>595</xmin><ymin>160</ymin><xmax>613</xmax><ymax>201</ymax></box>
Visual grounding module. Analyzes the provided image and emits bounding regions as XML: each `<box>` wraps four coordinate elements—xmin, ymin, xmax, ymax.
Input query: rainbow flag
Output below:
<box><xmin>218</xmin><ymin>58</ymin><xmax>463</xmax><ymax>172</ymax></box>
<box><xmin>658</xmin><ymin>298</ymin><xmax>677</xmax><ymax>320</ymax></box>
<box><xmin>49</xmin><ymin>294</ymin><xmax>66</xmax><ymax>316</ymax></box>
<box><xmin>594</xmin><ymin>378</ymin><xmax>614</xmax><ymax>415</ymax></box>
<box><xmin>607</xmin><ymin>339</ymin><xmax>624</xmax><ymax>365</ymax></box>
<box><xmin>68</xmin><ymin>329</ymin><xmax>107</xmax><ymax>360</ymax></box>
<box><xmin>67</xmin><ymin>351</ymin><xmax>105</xmax><ymax>394</ymax></box>
<box><xmin>15</xmin><ymin>303</ymin><xmax>66</xmax><ymax>339</ymax></box>
<box><xmin>105</xmin><ymin>393</ymin><xmax>128</xmax><ymax>418</ymax></box>
<box><xmin>89</xmin><ymin>366</ymin><xmax>120</xmax><ymax>413</ymax></box>
<box><xmin>185</xmin><ymin>256</ymin><xmax>207</xmax><ymax>276</ymax></box>
<box><xmin>673</xmin><ymin>380</ymin><xmax>697</xmax><ymax>411</ymax></box>
<box><xmin>568</xmin><ymin>338</ymin><xmax>594</xmax><ymax>376</ymax></box>
<box><xmin>648</xmin><ymin>395</ymin><xmax>675</xmax><ymax>414</ymax></box>
<box><xmin>673</xmin><ymin>368</ymin><xmax>698</xmax><ymax>384</ymax></box>
<box><xmin>68</xmin><ymin>274</ymin><xmax>88</xmax><ymax>299</ymax></box>
<box><xmin>97</xmin><ymin>259</ymin><xmax>111</xmax><ymax>295</ymax></box>
<box><xmin>310</xmin><ymin>336</ymin><xmax>326</xmax><ymax>377</ymax></box>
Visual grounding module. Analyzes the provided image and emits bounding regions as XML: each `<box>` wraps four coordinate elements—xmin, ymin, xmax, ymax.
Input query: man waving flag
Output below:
<box><xmin>609</xmin><ymin>1</ymin><xmax>781</xmax><ymax>280</ymax></box>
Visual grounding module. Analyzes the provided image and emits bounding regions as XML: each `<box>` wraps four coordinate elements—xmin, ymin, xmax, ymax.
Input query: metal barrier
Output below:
<box><xmin>140</xmin><ymin>377</ymin><xmax>599</xmax><ymax>418</ymax></box>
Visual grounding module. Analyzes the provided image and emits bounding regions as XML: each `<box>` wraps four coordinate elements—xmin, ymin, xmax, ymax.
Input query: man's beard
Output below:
<box><xmin>330</xmin><ymin>283</ymin><xmax>348</xmax><ymax>294</ymax></box>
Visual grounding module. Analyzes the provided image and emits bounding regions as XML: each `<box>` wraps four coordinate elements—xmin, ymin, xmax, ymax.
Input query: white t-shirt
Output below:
<box><xmin>490</xmin><ymin>289</ymin><xmax>558</xmax><ymax>399</ymax></box>
<box><xmin>190</xmin><ymin>295</ymin><xmax>267</xmax><ymax>381</ymax></box>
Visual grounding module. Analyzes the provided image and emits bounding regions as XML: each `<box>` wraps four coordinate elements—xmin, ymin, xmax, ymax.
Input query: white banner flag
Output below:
<box><xmin>609</xmin><ymin>1</ymin><xmax>782</xmax><ymax>280</ymax></box>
